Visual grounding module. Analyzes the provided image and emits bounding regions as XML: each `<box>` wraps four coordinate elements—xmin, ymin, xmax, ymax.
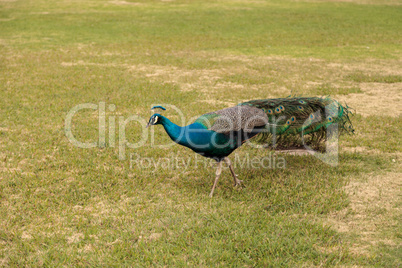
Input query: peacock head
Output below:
<box><xmin>146</xmin><ymin>105</ymin><xmax>167</xmax><ymax>128</ymax></box>
<box><xmin>146</xmin><ymin>113</ymin><xmax>162</xmax><ymax>128</ymax></box>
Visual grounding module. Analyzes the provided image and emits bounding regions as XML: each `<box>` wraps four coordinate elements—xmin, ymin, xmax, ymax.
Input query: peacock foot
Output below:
<box><xmin>233</xmin><ymin>177</ymin><xmax>244</xmax><ymax>187</ymax></box>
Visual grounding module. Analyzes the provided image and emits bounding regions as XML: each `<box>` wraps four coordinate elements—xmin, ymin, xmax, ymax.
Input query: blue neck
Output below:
<box><xmin>158</xmin><ymin>115</ymin><xmax>186</xmax><ymax>145</ymax></box>
<box><xmin>157</xmin><ymin>114</ymin><xmax>239</xmax><ymax>158</ymax></box>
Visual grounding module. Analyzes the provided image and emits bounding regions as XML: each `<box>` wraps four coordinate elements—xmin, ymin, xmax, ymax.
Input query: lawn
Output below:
<box><xmin>0</xmin><ymin>0</ymin><xmax>401</xmax><ymax>266</ymax></box>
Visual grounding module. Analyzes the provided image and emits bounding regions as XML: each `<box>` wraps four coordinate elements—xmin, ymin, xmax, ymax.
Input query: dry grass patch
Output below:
<box><xmin>335</xmin><ymin>83</ymin><xmax>402</xmax><ymax>117</ymax></box>
<box><xmin>341</xmin><ymin>146</ymin><xmax>382</xmax><ymax>155</ymax></box>
<box><xmin>60</xmin><ymin>55</ymin><xmax>402</xmax><ymax>118</ymax></box>
<box><xmin>110</xmin><ymin>0</ymin><xmax>143</xmax><ymax>6</ymax></box>
<box><xmin>329</xmin><ymin>59</ymin><xmax>402</xmax><ymax>76</ymax></box>
<box><xmin>325</xmin><ymin>169</ymin><xmax>401</xmax><ymax>257</ymax></box>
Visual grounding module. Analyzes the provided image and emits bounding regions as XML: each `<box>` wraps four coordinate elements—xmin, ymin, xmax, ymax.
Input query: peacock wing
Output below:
<box><xmin>195</xmin><ymin>106</ymin><xmax>268</xmax><ymax>134</ymax></box>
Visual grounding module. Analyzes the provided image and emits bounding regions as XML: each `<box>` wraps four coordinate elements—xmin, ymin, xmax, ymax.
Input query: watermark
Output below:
<box><xmin>129</xmin><ymin>152</ymin><xmax>286</xmax><ymax>172</ymax></box>
<box><xmin>64</xmin><ymin>101</ymin><xmax>340</xmax><ymax>166</ymax></box>
<box><xmin>64</xmin><ymin>102</ymin><xmax>148</xmax><ymax>160</ymax></box>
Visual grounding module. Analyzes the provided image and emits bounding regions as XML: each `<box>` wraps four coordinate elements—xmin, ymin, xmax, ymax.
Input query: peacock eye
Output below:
<box><xmin>328</xmin><ymin>116</ymin><xmax>333</xmax><ymax>122</ymax></box>
<box><xmin>298</xmin><ymin>106</ymin><xmax>303</xmax><ymax>110</ymax></box>
<box><xmin>291</xmin><ymin>116</ymin><xmax>295</xmax><ymax>121</ymax></box>
<box><xmin>286</xmin><ymin>120</ymin><xmax>291</xmax><ymax>125</ymax></box>
<box><xmin>280</xmin><ymin>105</ymin><xmax>284</xmax><ymax>111</ymax></box>
<box><xmin>310</xmin><ymin>114</ymin><xmax>314</xmax><ymax>119</ymax></box>
<box><xmin>275</xmin><ymin>107</ymin><xmax>281</xmax><ymax>113</ymax></box>
<box><xmin>267</xmin><ymin>109</ymin><xmax>272</xmax><ymax>114</ymax></box>
<box><xmin>299</xmin><ymin>100</ymin><xmax>306</xmax><ymax>104</ymax></box>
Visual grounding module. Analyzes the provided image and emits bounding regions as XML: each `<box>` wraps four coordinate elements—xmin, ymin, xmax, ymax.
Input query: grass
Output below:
<box><xmin>346</xmin><ymin>72</ymin><xmax>402</xmax><ymax>83</ymax></box>
<box><xmin>1</xmin><ymin>0</ymin><xmax>401</xmax><ymax>266</ymax></box>
<box><xmin>309</xmin><ymin>83</ymin><xmax>363</xmax><ymax>95</ymax></box>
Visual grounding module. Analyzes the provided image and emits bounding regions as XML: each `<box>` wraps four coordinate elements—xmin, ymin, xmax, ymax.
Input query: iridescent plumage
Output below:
<box><xmin>147</xmin><ymin>97</ymin><xmax>354</xmax><ymax>197</ymax></box>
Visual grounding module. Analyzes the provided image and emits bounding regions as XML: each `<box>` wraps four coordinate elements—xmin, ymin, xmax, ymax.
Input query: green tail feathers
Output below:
<box><xmin>239</xmin><ymin>97</ymin><xmax>354</xmax><ymax>150</ymax></box>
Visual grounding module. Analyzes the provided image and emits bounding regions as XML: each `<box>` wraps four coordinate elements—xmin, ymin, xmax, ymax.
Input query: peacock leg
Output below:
<box><xmin>224</xmin><ymin>157</ymin><xmax>243</xmax><ymax>187</ymax></box>
<box><xmin>209</xmin><ymin>160</ymin><xmax>223</xmax><ymax>198</ymax></box>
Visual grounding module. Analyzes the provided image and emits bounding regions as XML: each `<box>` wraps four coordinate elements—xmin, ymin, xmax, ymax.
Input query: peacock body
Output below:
<box><xmin>147</xmin><ymin>97</ymin><xmax>353</xmax><ymax>197</ymax></box>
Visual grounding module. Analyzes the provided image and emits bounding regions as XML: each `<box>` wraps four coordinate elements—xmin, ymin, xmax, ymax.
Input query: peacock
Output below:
<box><xmin>146</xmin><ymin>97</ymin><xmax>353</xmax><ymax>197</ymax></box>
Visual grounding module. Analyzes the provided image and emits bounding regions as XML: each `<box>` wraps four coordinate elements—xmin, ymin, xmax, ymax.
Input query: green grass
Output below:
<box><xmin>309</xmin><ymin>83</ymin><xmax>363</xmax><ymax>95</ymax></box>
<box><xmin>346</xmin><ymin>72</ymin><xmax>402</xmax><ymax>83</ymax></box>
<box><xmin>1</xmin><ymin>0</ymin><xmax>401</xmax><ymax>266</ymax></box>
